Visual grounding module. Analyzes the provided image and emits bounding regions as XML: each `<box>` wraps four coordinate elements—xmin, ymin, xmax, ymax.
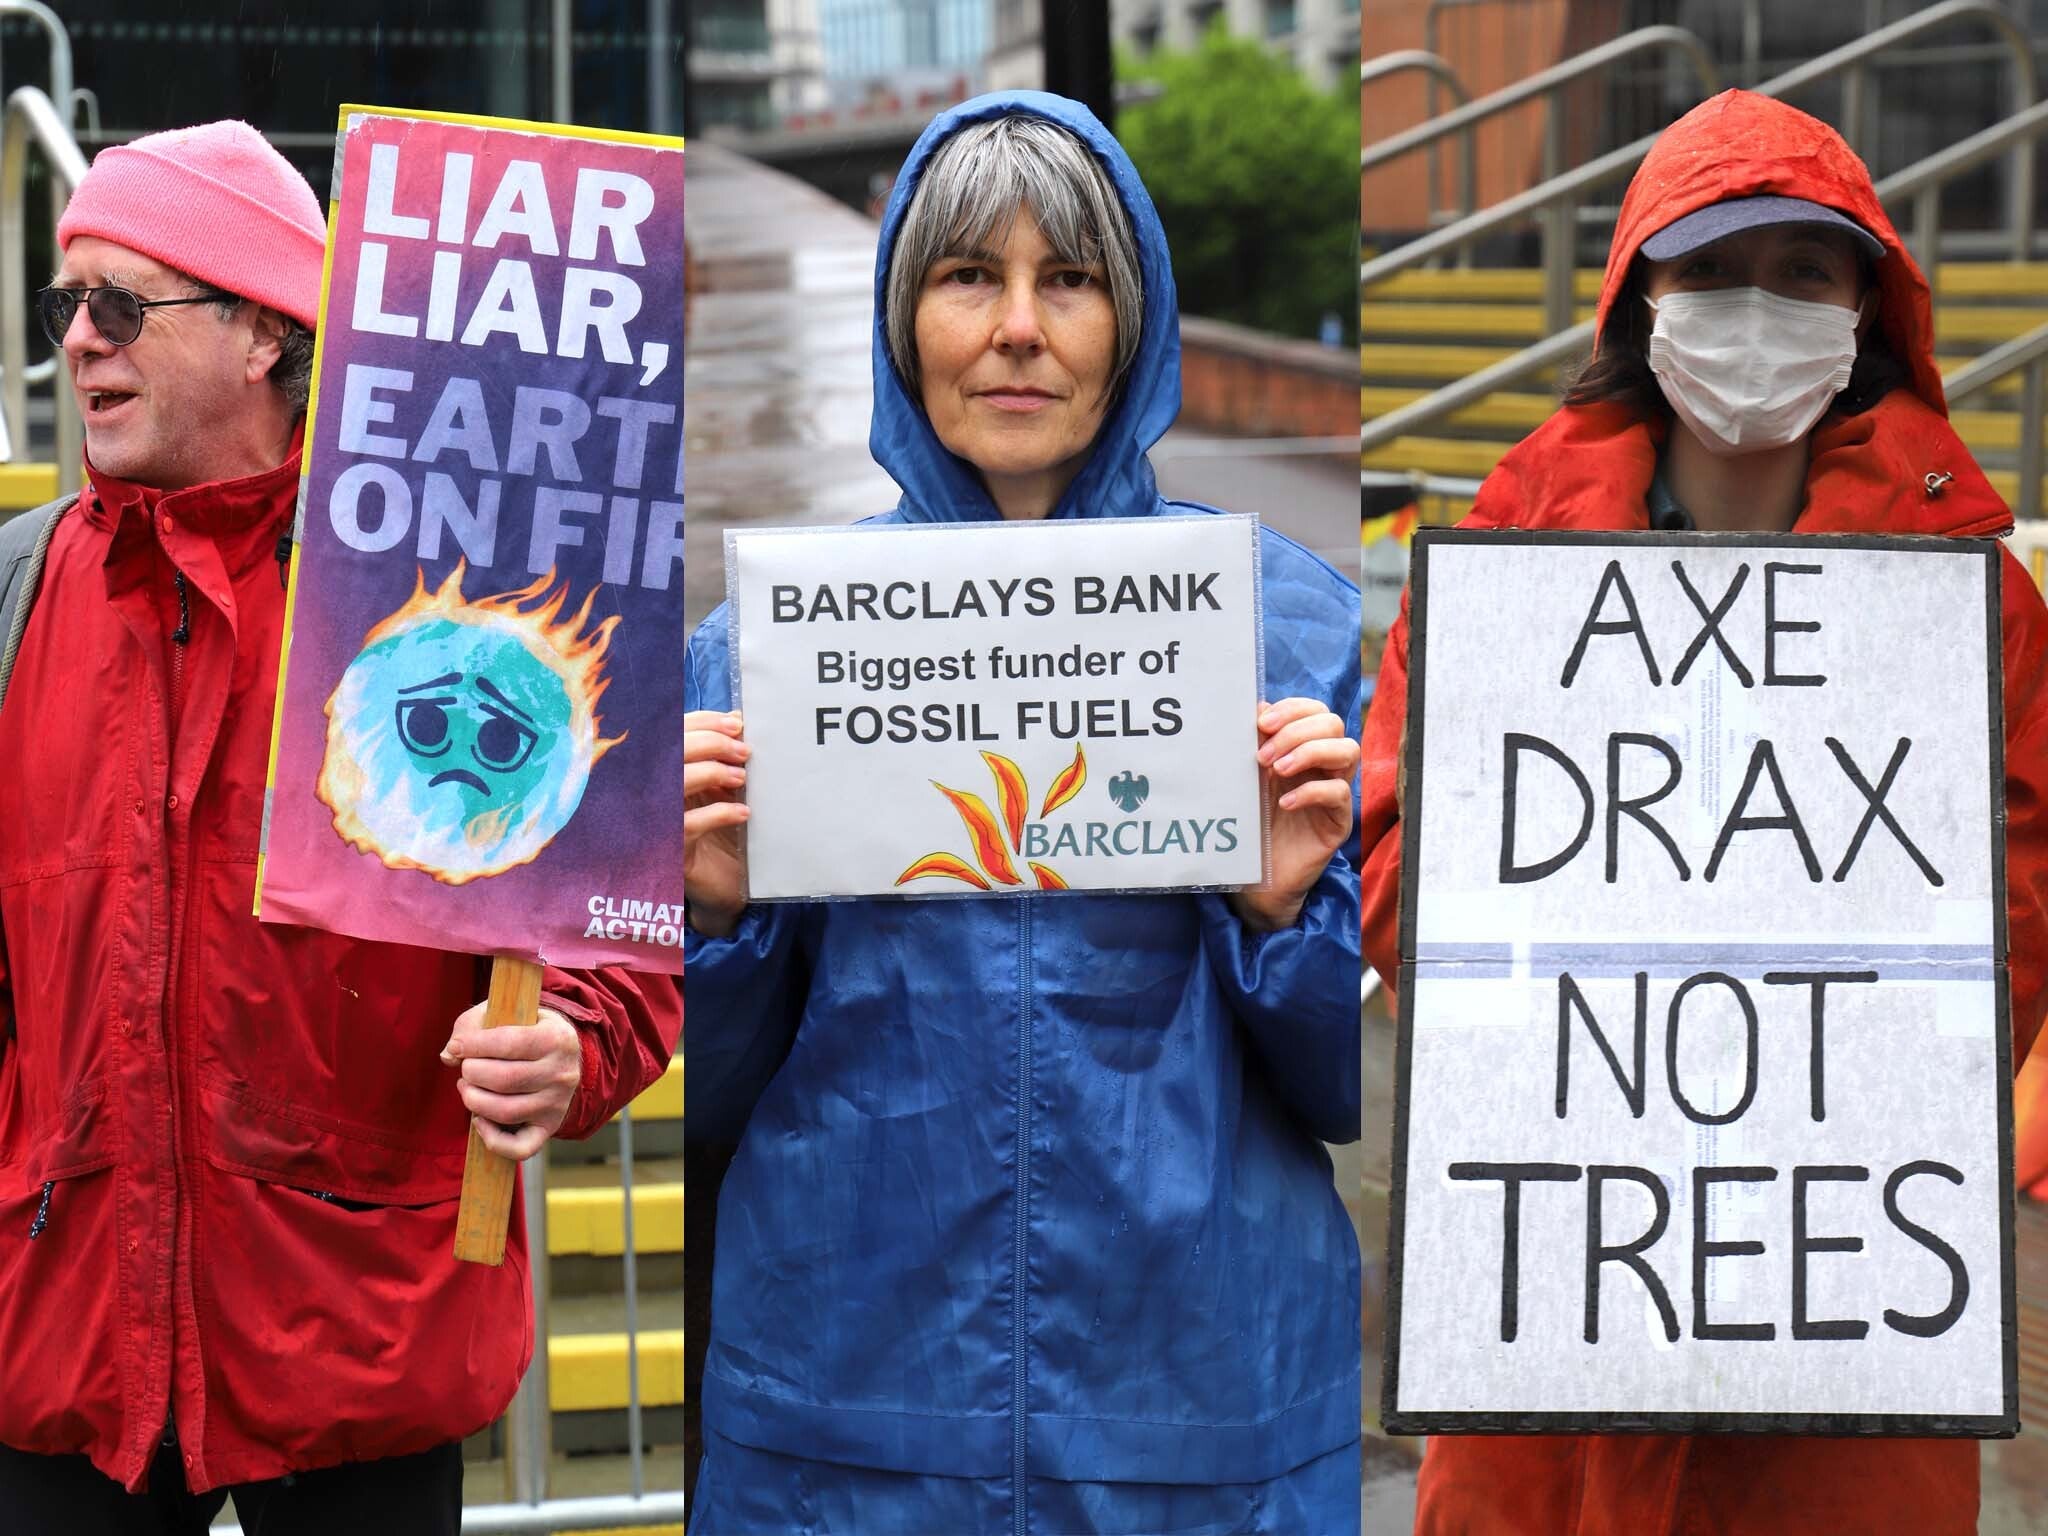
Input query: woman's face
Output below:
<box><xmin>913</xmin><ymin>213</ymin><xmax>1116</xmax><ymax>516</ymax></box>
<box><xmin>1642</xmin><ymin>224</ymin><xmax>1867</xmax><ymax>313</ymax></box>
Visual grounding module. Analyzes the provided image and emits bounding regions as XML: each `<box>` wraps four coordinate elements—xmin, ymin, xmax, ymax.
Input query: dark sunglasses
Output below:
<box><xmin>35</xmin><ymin>284</ymin><xmax>229</xmax><ymax>347</ymax></box>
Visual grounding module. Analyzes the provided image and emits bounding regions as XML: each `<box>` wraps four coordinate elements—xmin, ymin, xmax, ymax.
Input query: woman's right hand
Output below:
<box><xmin>685</xmin><ymin>710</ymin><xmax>751</xmax><ymax>938</ymax></box>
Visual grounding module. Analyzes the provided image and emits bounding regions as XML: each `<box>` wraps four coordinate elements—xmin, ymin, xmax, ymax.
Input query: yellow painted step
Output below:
<box><xmin>0</xmin><ymin>463</ymin><xmax>59</xmax><ymax>510</ymax></box>
<box><xmin>1938</xmin><ymin>263</ymin><xmax>2048</xmax><ymax>297</ymax></box>
<box><xmin>1363</xmin><ymin>269</ymin><xmax>1602</xmax><ymax>302</ymax></box>
<box><xmin>549</xmin><ymin>1328</ymin><xmax>685</xmax><ymax>1413</ymax></box>
<box><xmin>1361</xmin><ymin>342</ymin><xmax>1543</xmax><ymax>380</ymax></box>
<box><xmin>1362</xmin><ymin>303</ymin><xmax>1595</xmax><ymax>340</ymax></box>
<box><xmin>1933</xmin><ymin>307</ymin><xmax>2048</xmax><ymax>344</ymax></box>
<box><xmin>1952</xmin><ymin>411</ymin><xmax>2022</xmax><ymax>452</ymax></box>
<box><xmin>1362</xmin><ymin>263</ymin><xmax>2048</xmax><ymax>302</ymax></box>
<box><xmin>1986</xmin><ymin>470</ymin><xmax>2048</xmax><ymax>508</ymax></box>
<box><xmin>627</xmin><ymin>1058</ymin><xmax>681</xmax><ymax>1121</ymax></box>
<box><xmin>548</xmin><ymin>1182</ymin><xmax>683</xmax><ymax>1257</ymax></box>
<box><xmin>1362</xmin><ymin>386</ymin><xmax>1552</xmax><ymax>433</ymax></box>
<box><xmin>1360</xmin><ymin>437</ymin><xmax>1514</xmax><ymax>479</ymax></box>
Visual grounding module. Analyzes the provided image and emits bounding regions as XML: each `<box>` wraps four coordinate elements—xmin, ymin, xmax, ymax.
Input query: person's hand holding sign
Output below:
<box><xmin>1232</xmin><ymin>697</ymin><xmax>1360</xmax><ymax>932</ymax></box>
<box><xmin>441</xmin><ymin>1007</ymin><xmax>584</xmax><ymax>1160</ymax></box>
<box><xmin>686</xmin><ymin>709</ymin><xmax>752</xmax><ymax>938</ymax></box>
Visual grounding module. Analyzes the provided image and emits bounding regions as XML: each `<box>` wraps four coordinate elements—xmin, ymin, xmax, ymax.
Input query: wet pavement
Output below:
<box><xmin>685</xmin><ymin>142</ymin><xmax>892</xmax><ymax>632</ymax></box>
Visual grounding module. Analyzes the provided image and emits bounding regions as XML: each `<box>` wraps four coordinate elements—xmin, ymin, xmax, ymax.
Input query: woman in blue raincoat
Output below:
<box><xmin>683</xmin><ymin>91</ymin><xmax>1364</xmax><ymax>1533</ymax></box>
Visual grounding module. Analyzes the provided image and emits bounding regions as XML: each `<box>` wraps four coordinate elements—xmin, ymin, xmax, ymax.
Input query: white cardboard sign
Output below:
<box><xmin>1386</xmin><ymin>530</ymin><xmax>2016</xmax><ymax>1437</ymax></box>
<box><xmin>726</xmin><ymin>516</ymin><xmax>1265</xmax><ymax>900</ymax></box>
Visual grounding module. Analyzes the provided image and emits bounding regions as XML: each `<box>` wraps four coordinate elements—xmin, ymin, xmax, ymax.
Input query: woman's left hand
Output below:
<box><xmin>1229</xmin><ymin>697</ymin><xmax>1360</xmax><ymax>932</ymax></box>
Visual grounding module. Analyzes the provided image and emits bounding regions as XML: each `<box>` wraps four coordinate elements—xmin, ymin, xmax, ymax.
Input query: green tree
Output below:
<box><xmin>1118</xmin><ymin>29</ymin><xmax>1359</xmax><ymax>343</ymax></box>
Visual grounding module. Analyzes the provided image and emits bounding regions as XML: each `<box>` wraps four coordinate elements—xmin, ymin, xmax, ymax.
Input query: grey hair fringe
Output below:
<box><xmin>884</xmin><ymin>116</ymin><xmax>1143</xmax><ymax>400</ymax></box>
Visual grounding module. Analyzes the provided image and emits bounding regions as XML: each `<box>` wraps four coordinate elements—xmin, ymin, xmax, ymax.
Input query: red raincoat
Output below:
<box><xmin>0</xmin><ymin>450</ymin><xmax>680</xmax><ymax>1493</ymax></box>
<box><xmin>1362</xmin><ymin>91</ymin><xmax>2048</xmax><ymax>1535</ymax></box>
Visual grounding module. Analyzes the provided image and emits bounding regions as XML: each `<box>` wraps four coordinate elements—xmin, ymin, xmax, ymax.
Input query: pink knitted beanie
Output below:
<box><xmin>57</xmin><ymin>121</ymin><xmax>326</xmax><ymax>329</ymax></box>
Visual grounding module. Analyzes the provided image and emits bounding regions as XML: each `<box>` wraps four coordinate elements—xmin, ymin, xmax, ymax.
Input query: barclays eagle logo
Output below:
<box><xmin>1107</xmin><ymin>771</ymin><xmax>1149</xmax><ymax>813</ymax></box>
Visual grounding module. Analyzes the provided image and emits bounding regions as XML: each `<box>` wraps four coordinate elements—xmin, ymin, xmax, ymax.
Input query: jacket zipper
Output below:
<box><xmin>170</xmin><ymin>570</ymin><xmax>189</xmax><ymax>721</ymax></box>
<box><xmin>158</xmin><ymin>557</ymin><xmax>195</xmax><ymax>1478</ymax></box>
<box><xmin>1011</xmin><ymin>898</ymin><xmax>1033</xmax><ymax>1536</ymax></box>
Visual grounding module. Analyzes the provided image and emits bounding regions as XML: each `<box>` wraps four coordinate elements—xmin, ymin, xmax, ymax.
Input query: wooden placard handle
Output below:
<box><xmin>453</xmin><ymin>955</ymin><xmax>545</xmax><ymax>1265</ymax></box>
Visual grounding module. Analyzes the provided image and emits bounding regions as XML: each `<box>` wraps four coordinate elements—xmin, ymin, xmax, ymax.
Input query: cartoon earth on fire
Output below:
<box><xmin>317</xmin><ymin>563</ymin><xmax>625</xmax><ymax>885</ymax></box>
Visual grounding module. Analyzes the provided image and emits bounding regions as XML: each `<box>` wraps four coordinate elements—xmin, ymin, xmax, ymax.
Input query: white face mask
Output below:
<box><xmin>1645</xmin><ymin>287</ymin><xmax>1862</xmax><ymax>456</ymax></box>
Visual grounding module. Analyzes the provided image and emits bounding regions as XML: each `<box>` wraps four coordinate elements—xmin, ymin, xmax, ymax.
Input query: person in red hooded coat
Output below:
<box><xmin>1362</xmin><ymin>89</ymin><xmax>2048</xmax><ymax>1536</ymax></box>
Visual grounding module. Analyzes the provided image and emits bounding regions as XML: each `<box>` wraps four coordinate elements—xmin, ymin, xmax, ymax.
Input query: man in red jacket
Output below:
<box><xmin>0</xmin><ymin>122</ymin><xmax>678</xmax><ymax>1532</ymax></box>
<box><xmin>1364</xmin><ymin>90</ymin><xmax>2048</xmax><ymax>1535</ymax></box>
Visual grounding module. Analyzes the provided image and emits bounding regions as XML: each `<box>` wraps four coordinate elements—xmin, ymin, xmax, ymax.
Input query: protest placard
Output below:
<box><xmin>725</xmin><ymin>515</ymin><xmax>1266</xmax><ymax>900</ymax></box>
<box><xmin>1384</xmin><ymin>529</ymin><xmax>2016</xmax><ymax>1436</ymax></box>
<box><xmin>255</xmin><ymin>106</ymin><xmax>683</xmax><ymax>976</ymax></box>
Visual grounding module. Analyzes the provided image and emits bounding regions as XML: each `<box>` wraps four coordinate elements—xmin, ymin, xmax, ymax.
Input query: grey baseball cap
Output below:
<box><xmin>1640</xmin><ymin>195</ymin><xmax>1885</xmax><ymax>262</ymax></box>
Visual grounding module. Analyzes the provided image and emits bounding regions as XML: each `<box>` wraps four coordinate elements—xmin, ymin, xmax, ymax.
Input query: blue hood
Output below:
<box><xmin>869</xmin><ymin>90</ymin><xmax>1182</xmax><ymax>523</ymax></box>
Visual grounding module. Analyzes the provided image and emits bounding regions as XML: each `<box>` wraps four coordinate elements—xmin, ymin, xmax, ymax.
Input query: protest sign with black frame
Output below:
<box><xmin>1382</xmin><ymin>527</ymin><xmax>2018</xmax><ymax>1438</ymax></box>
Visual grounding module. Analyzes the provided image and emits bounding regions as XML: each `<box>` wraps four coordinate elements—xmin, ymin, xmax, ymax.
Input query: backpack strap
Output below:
<box><xmin>0</xmin><ymin>493</ymin><xmax>80</xmax><ymax>717</ymax></box>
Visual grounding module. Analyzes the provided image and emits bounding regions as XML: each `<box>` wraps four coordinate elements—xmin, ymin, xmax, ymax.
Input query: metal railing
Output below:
<box><xmin>1877</xmin><ymin>95</ymin><xmax>2048</xmax><ymax>305</ymax></box>
<box><xmin>494</xmin><ymin>1101</ymin><xmax>670</xmax><ymax>1528</ymax></box>
<box><xmin>1361</xmin><ymin>51</ymin><xmax>1474</xmax><ymax>243</ymax></box>
<box><xmin>1362</xmin><ymin>0</ymin><xmax>2044</xmax><ymax>458</ymax></box>
<box><xmin>1365</xmin><ymin>27</ymin><xmax>1719</xmax><ymax>318</ymax></box>
<box><xmin>1361</xmin><ymin>322</ymin><xmax>1592</xmax><ymax>456</ymax></box>
<box><xmin>502</xmin><ymin>1159</ymin><xmax>554</xmax><ymax>1505</ymax></box>
<box><xmin>1946</xmin><ymin>319</ymin><xmax>2048</xmax><ymax>520</ymax></box>
<box><xmin>0</xmin><ymin>1</ymin><xmax>72</xmax><ymax>124</ymax></box>
<box><xmin>0</xmin><ymin>84</ymin><xmax>83</xmax><ymax>484</ymax></box>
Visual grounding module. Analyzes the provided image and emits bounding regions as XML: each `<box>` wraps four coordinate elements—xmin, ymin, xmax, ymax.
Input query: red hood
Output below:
<box><xmin>1598</xmin><ymin>88</ymin><xmax>1946</xmax><ymax>415</ymax></box>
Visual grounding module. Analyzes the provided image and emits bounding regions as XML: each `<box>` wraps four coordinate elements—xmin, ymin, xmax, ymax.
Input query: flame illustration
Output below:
<box><xmin>933</xmin><ymin>782</ymin><xmax>1022</xmax><ymax>885</ymax></box>
<box><xmin>981</xmin><ymin>751</ymin><xmax>1028</xmax><ymax>849</ymax></box>
<box><xmin>893</xmin><ymin>752</ymin><xmax>1076</xmax><ymax>891</ymax></box>
<box><xmin>1040</xmin><ymin>744</ymin><xmax>1087</xmax><ymax>817</ymax></box>
<box><xmin>897</xmin><ymin>852</ymin><xmax>992</xmax><ymax>890</ymax></box>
